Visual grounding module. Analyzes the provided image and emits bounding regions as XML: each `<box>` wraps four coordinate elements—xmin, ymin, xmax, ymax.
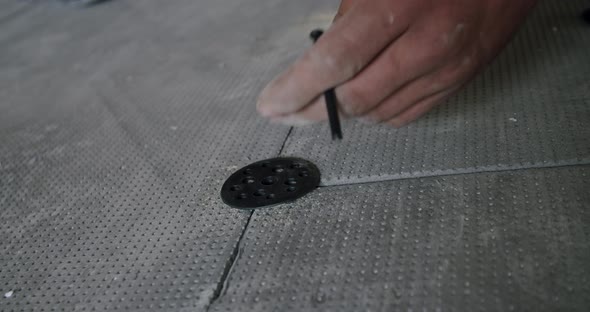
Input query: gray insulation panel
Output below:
<box><xmin>0</xmin><ymin>0</ymin><xmax>306</xmax><ymax>310</ymax></box>
<box><xmin>282</xmin><ymin>0</ymin><xmax>590</xmax><ymax>186</ymax></box>
<box><xmin>0</xmin><ymin>0</ymin><xmax>589</xmax><ymax>311</ymax></box>
<box><xmin>211</xmin><ymin>166</ymin><xmax>590</xmax><ymax>312</ymax></box>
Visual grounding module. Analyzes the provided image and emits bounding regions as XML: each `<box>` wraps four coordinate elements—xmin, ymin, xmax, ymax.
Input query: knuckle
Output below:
<box><xmin>406</xmin><ymin>34</ymin><xmax>450</xmax><ymax>66</ymax></box>
<box><xmin>332</xmin><ymin>54</ymin><xmax>363</xmax><ymax>80</ymax></box>
<box><xmin>383</xmin><ymin>48</ymin><xmax>403</xmax><ymax>72</ymax></box>
<box><xmin>432</xmin><ymin>21</ymin><xmax>469</xmax><ymax>52</ymax></box>
<box><xmin>426</xmin><ymin>45</ymin><xmax>450</xmax><ymax>63</ymax></box>
<box><xmin>367</xmin><ymin>104</ymin><xmax>393</xmax><ymax>123</ymax></box>
<box><xmin>438</xmin><ymin>57</ymin><xmax>476</xmax><ymax>85</ymax></box>
<box><xmin>310</xmin><ymin>47</ymin><xmax>362</xmax><ymax>81</ymax></box>
<box><xmin>338</xmin><ymin>84</ymin><xmax>370</xmax><ymax>117</ymax></box>
<box><xmin>340</xmin><ymin>101</ymin><xmax>364</xmax><ymax>117</ymax></box>
<box><xmin>305</xmin><ymin>46</ymin><xmax>363</xmax><ymax>85</ymax></box>
<box><xmin>365</xmin><ymin>109</ymin><xmax>384</xmax><ymax>123</ymax></box>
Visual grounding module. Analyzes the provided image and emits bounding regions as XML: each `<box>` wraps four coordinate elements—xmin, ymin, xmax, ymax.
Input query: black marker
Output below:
<box><xmin>310</xmin><ymin>29</ymin><xmax>343</xmax><ymax>140</ymax></box>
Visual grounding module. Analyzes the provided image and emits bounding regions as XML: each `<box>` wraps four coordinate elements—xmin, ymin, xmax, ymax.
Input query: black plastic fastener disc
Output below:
<box><xmin>221</xmin><ymin>157</ymin><xmax>321</xmax><ymax>209</ymax></box>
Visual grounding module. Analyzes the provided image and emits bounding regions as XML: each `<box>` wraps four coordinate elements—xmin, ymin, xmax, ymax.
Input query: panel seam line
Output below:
<box><xmin>206</xmin><ymin>127</ymin><xmax>294</xmax><ymax>309</ymax></box>
<box><xmin>278</xmin><ymin>127</ymin><xmax>294</xmax><ymax>155</ymax></box>
<box><xmin>317</xmin><ymin>161</ymin><xmax>590</xmax><ymax>188</ymax></box>
<box><xmin>207</xmin><ymin>210</ymin><xmax>254</xmax><ymax>310</ymax></box>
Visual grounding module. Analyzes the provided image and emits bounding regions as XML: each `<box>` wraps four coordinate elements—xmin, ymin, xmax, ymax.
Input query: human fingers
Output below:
<box><xmin>386</xmin><ymin>84</ymin><xmax>462</xmax><ymax>128</ymax></box>
<box><xmin>257</xmin><ymin>1</ymin><xmax>409</xmax><ymax>118</ymax></box>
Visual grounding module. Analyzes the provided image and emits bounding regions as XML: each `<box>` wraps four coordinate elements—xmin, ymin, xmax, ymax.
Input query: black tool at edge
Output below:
<box><xmin>583</xmin><ymin>8</ymin><xmax>590</xmax><ymax>24</ymax></box>
<box><xmin>310</xmin><ymin>29</ymin><xmax>343</xmax><ymax>140</ymax></box>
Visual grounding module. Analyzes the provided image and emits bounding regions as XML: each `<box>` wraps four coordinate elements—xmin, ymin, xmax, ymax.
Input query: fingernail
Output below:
<box><xmin>389</xmin><ymin>118</ymin><xmax>407</xmax><ymax>128</ymax></box>
<box><xmin>271</xmin><ymin>117</ymin><xmax>315</xmax><ymax>127</ymax></box>
<box><xmin>258</xmin><ymin>106</ymin><xmax>273</xmax><ymax>117</ymax></box>
<box><xmin>359</xmin><ymin>117</ymin><xmax>378</xmax><ymax>125</ymax></box>
<box><xmin>256</xmin><ymin>100</ymin><xmax>275</xmax><ymax>118</ymax></box>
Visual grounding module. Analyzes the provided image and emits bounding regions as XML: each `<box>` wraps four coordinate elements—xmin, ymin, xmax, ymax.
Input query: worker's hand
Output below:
<box><xmin>257</xmin><ymin>0</ymin><xmax>537</xmax><ymax>127</ymax></box>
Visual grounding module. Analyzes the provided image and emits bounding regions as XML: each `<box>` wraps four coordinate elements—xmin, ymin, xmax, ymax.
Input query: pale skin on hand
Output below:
<box><xmin>257</xmin><ymin>0</ymin><xmax>539</xmax><ymax>127</ymax></box>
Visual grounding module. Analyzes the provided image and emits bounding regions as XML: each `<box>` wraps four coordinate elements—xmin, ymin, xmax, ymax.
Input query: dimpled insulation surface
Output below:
<box><xmin>211</xmin><ymin>166</ymin><xmax>590</xmax><ymax>312</ymax></box>
<box><xmin>1</xmin><ymin>0</ymin><xmax>589</xmax><ymax>311</ymax></box>
<box><xmin>0</xmin><ymin>0</ymin><xmax>329</xmax><ymax>310</ymax></box>
<box><xmin>282</xmin><ymin>0</ymin><xmax>590</xmax><ymax>186</ymax></box>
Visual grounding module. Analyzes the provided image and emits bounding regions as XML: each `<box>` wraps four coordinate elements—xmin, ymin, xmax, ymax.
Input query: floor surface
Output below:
<box><xmin>0</xmin><ymin>0</ymin><xmax>588</xmax><ymax>311</ymax></box>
